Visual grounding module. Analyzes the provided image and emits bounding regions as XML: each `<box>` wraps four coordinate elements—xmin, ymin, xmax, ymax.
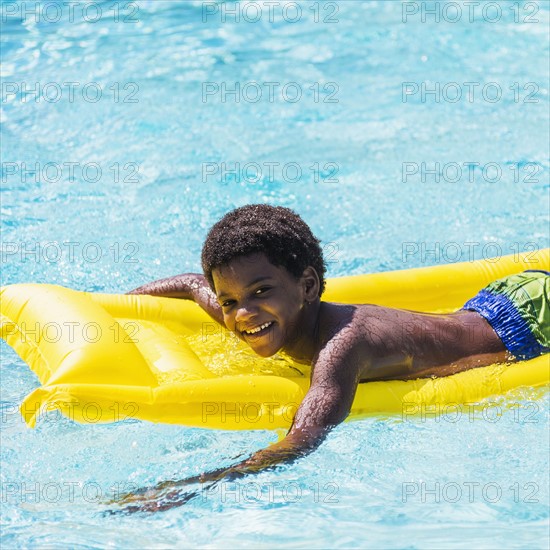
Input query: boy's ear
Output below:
<box><xmin>301</xmin><ymin>266</ymin><xmax>320</xmax><ymax>301</ymax></box>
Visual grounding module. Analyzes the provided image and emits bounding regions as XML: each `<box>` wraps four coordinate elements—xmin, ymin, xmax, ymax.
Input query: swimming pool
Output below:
<box><xmin>1</xmin><ymin>0</ymin><xmax>549</xmax><ymax>547</ymax></box>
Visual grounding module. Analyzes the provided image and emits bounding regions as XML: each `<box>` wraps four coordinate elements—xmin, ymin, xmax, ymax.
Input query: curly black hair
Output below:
<box><xmin>201</xmin><ymin>204</ymin><xmax>326</xmax><ymax>296</ymax></box>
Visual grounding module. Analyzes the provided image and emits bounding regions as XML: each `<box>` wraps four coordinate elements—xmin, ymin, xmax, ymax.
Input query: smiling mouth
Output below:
<box><xmin>241</xmin><ymin>321</ymin><xmax>274</xmax><ymax>337</ymax></box>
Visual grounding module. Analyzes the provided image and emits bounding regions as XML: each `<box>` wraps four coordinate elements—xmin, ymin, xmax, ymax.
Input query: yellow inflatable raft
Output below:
<box><xmin>1</xmin><ymin>250</ymin><xmax>548</xmax><ymax>430</ymax></box>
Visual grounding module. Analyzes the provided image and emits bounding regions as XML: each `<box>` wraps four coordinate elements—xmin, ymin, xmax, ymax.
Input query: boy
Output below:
<box><xmin>123</xmin><ymin>204</ymin><xmax>549</xmax><ymax>511</ymax></box>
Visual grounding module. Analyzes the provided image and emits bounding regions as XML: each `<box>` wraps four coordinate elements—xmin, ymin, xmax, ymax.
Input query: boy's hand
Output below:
<box><xmin>126</xmin><ymin>273</ymin><xmax>225</xmax><ymax>326</ymax></box>
<box><xmin>107</xmin><ymin>426</ymin><xmax>332</xmax><ymax>514</ymax></box>
<box><xmin>126</xmin><ymin>273</ymin><xmax>202</xmax><ymax>298</ymax></box>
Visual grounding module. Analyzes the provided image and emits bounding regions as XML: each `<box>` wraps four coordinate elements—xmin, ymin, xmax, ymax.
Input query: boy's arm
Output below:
<box><xmin>115</xmin><ymin>333</ymin><xmax>363</xmax><ymax>511</ymax></box>
<box><xmin>127</xmin><ymin>273</ymin><xmax>224</xmax><ymax>326</ymax></box>
<box><xmin>204</xmin><ymin>333</ymin><xmax>362</xmax><ymax>478</ymax></box>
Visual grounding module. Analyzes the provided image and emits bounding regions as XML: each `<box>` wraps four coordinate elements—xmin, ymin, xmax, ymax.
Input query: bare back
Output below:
<box><xmin>313</xmin><ymin>302</ymin><xmax>509</xmax><ymax>382</ymax></box>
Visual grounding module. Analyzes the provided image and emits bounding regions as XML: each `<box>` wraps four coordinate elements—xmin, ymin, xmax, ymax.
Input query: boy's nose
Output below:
<box><xmin>235</xmin><ymin>303</ymin><xmax>257</xmax><ymax>323</ymax></box>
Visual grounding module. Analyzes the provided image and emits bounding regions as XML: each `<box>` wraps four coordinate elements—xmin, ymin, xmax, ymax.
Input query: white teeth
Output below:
<box><xmin>244</xmin><ymin>321</ymin><xmax>273</xmax><ymax>335</ymax></box>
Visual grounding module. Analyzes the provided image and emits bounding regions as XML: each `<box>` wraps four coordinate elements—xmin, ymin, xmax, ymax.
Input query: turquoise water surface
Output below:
<box><xmin>1</xmin><ymin>1</ymin><xmax>549</xmax><ymax>548</ymax></box>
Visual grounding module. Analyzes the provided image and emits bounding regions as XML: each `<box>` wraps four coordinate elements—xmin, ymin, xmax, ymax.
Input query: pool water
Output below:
<box><xmin>1</xmin><ymin>1</ymin><xmax>549</xmax><ymax>548</ymax></box>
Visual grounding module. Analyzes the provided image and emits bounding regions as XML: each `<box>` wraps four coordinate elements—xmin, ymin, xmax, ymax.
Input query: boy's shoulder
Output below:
<box><xmin>315</xmin><ymin>303</ymin><xmax>377</xmax><ymax>372</ymax></box>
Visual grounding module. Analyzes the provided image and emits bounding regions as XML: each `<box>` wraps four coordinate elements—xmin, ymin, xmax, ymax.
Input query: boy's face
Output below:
<box><xmin>212</xmin><ymin>252</ymin><xmax>313</xmax><ymax>357</ymax></box>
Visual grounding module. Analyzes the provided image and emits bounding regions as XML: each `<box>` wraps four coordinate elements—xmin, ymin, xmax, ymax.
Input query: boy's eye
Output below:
<box><xmin>220</xmin><ymin>300</ymin><xmax>235</xmax><ymax>308</ymax></box>
<box><xmin>255</xmin><ymin>286</ymin><xmax>271</xmax><ymax>295</ymax></box>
